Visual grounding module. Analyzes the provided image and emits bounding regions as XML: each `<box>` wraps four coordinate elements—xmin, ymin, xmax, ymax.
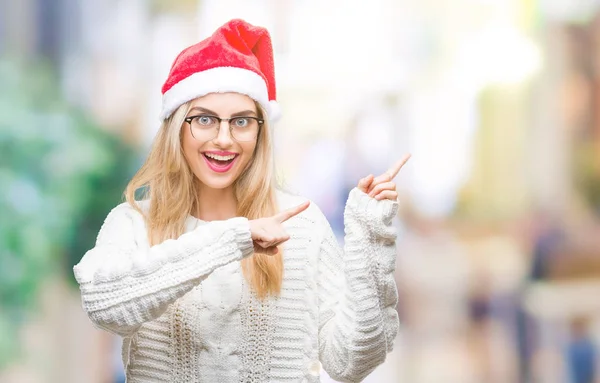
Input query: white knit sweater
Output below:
<box><xmin>73</xmin><ymin>188</ymin><xmax>400</xmax><ymax>383</ymax></box>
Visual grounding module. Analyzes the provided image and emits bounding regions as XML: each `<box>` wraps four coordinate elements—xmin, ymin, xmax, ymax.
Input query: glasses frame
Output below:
<box><xmin>184</xmin><ymin>114</ymin><xmax>264</xmax><ymax>142</ymax></box>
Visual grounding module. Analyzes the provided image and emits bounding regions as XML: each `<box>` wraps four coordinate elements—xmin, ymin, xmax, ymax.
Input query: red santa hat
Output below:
<box><xmin>160</xmin><ymin>19</ymin><xmax>280</xmax><ymax>121</ymax></box>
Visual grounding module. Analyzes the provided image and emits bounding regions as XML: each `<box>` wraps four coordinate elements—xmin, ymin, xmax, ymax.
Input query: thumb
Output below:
<box><xmin>254</xmin><ymin>243</ymin><xmax>279</xmax><ymax>256</ymax></box>
<box><xmin>358</xmin><ymin>174</ymin><xmax>374</xmax><ymax>193</ymax></box>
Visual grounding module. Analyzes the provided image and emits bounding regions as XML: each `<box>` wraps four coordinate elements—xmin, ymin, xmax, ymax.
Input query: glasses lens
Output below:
<box><xmin>190</xmin><ymin>116</ymin><xmax>218</xmax><ymax>140</ymax></box>
<box><xmin>231</xmin><ymin>118</ymin><xmax>259</xmax><ymax>141</ymax></box>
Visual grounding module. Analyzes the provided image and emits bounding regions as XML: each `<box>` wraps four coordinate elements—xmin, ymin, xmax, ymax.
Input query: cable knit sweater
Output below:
<box><xmin>73</xmin><ymin>188</ymin><xmax>400</xmax><ymax>383</ymax></box>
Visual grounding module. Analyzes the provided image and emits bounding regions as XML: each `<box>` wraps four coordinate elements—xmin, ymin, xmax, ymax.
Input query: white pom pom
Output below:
<box><xmin>268</xmin><ymin>100</ymin><xmax>282</xmax><ymax>122</ymax></box>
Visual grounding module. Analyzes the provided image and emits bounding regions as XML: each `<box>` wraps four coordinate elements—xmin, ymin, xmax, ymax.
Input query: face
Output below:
<box><xmin>181</xmin><ymin>92</ymin><xmax>260</xmax><ymax>192</ymax></box>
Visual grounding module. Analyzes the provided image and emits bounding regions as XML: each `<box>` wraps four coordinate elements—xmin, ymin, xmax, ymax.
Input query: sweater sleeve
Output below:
<box><xmin>73</xmin><ymin>203</ymin><xmax>254</xmax><ymax>337</ymax></box>
<box><xmin>318</xmin><ymin>188</ymin><xmax>400</xmax><ymax>382</ymax></box>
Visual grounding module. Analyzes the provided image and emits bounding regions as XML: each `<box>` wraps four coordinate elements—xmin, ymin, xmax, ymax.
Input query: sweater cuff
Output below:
<box><xmin>229</xmin><ymin>217</ymin><xmax>254</xmax><ymax>259</ymax></box>
<box><xmin>345</xmin><ymin>188</ymin><xmax>398</xmax><ymax>239</ymax></box>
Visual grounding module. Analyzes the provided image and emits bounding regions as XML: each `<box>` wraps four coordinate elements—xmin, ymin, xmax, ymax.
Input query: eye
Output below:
<box><xmin>195</xmin><ymin>115</ymin><xmax>217</xmax><ymax>125</ymax></box>
<box><xmin>232</xmin><ymin>117</ymin><xmax>250</xmax><ymax>127</ymax></box>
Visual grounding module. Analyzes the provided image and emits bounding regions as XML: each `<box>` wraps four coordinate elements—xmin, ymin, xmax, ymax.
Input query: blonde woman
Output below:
<box><xmin>73</xmin><ymin>19</ymin><xmax>409</xmax><ymax>383</ymax></box>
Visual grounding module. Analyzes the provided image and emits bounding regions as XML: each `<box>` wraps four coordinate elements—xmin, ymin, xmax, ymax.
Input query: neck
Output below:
<box><xmin>195</xmin><ymin>184</ymin><xmax>238</xmax><ymax>221</ymax></box>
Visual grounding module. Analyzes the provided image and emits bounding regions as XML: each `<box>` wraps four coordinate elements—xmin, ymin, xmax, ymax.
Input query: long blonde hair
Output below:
<box><xmin>125</xmin><ymin>100</ymin><xmax>282</xmax><ymax>299</ymax></box>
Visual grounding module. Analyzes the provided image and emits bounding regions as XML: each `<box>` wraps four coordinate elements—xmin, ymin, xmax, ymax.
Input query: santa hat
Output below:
<box><xmin>160</xmin><ymin>19</ymin><xmax>280</xmax><ymax>121</ymax></box>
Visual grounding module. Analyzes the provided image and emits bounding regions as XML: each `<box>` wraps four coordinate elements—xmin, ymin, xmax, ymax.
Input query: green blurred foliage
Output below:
<box><xmin>0</xmin><ymin>58</ymin><xmax>138</xmax><ymax>367</ymax></box>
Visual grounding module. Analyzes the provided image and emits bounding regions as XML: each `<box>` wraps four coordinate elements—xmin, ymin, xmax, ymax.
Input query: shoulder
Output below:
<box><xmin>275</xmin><ymin>188</ymin><xmax>328</xmax><ymax>226</ymax></box>
<box><xmin>103</xmin><ymin>199</ymin><xmax>150</xmax><ymax>224</ymax></box>
<box><xmin>94</xmin><ymin>200</ymin><xmax>152</xmax><ymax>244</ymax></box>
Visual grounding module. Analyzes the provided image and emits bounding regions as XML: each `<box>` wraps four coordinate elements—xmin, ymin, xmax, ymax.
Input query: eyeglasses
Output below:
<box><xmin>184</xmin><ymin>114</ymin><xmax>263</xmax><ymax>142</ymax></box>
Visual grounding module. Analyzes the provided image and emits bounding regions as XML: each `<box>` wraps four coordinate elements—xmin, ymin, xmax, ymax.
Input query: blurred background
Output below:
<box><xmin>1</xmin><ymin>0</ymin><xmax>600</xmax><ymax>382</ymax></box>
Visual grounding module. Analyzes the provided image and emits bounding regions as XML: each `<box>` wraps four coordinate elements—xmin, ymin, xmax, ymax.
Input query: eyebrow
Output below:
<box><xmin>188</xmin><ymin>106</ymin><xmax>258</xmax><ymax>117</ymax></box>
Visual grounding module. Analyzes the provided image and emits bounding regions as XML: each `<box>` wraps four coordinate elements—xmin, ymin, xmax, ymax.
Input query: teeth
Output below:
<box><xmin>205</xmin><ymin>153</ymin><xmax>236</xmax><ymax>161</ymax></box>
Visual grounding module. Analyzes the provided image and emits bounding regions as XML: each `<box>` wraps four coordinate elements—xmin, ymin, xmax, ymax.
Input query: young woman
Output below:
<box><xmin>74</xmin><ymin>18</ymin><xmax>409</xmax><ymax>383</ymax></box>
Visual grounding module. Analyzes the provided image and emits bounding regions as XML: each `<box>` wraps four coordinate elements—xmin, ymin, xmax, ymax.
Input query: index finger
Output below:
<box><xmin>385</xmin><ymin>153</ymin><xmax>411</xmax><ymax>180</ymax></box>
<box><xmin>274</xmin><ymin>201</ymin><xmax>310</xmax><ymax>223</ymax></box>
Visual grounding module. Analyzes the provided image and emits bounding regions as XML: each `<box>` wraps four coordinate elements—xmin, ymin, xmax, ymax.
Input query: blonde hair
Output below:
<box><xmin>125</xmin><ymin>100</ymin><xmax>282</xmax><ymax>299</ymax></box>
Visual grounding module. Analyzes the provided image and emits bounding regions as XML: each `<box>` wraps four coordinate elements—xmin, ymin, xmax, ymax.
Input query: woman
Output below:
<box><xmin>74</xmin><ymin>19</ymin><xmax>409</xmax><ymax>383</ymax></box>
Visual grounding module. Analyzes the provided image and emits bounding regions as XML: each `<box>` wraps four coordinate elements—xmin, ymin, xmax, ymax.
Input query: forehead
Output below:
<box><xmin>190</xmin><ymin>92</ymin><xmax>256</xmax><ymax>113</ymax></box>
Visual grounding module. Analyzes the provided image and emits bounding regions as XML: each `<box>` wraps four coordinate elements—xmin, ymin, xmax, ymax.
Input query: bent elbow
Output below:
<box><xmin>85</xmin><ymin>307</ymin><xmax>141</xmax><ymax>337</ymax></box>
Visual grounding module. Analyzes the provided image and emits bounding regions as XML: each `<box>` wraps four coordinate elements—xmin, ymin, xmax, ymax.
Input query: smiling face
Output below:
<box><xmin>181</xmin><ymin>92</ymin><xmax>260</xmax><ymax>192</ymax></box>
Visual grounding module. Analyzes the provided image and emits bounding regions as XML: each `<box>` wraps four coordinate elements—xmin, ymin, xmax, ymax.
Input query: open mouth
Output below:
<box><xmin>202</xmin><ymin>152</ymin><xmax>238</xmax><ymax>173</ymax></box>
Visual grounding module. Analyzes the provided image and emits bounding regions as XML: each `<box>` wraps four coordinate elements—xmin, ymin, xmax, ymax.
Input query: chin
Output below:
<box><xmin>197</xmin><ymin>176</ymin><xmax>236</xmax><ymax>190</ymax></box>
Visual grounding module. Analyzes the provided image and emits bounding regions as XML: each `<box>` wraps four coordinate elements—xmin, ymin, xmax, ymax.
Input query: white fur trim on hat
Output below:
<box><xmin>160</xmin><ymin>66</ymin><xmax>273</xmax><ymax>120</ymax></box>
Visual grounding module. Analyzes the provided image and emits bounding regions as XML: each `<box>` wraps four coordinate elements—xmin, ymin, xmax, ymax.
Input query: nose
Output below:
<box><xmin>213</xmin><ymin>120</ymin><xmax>234</xmax><ymax>148</ymax></box>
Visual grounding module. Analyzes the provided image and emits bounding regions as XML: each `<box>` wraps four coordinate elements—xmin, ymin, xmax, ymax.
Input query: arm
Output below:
<box><xmin>73</xmin><ymin>203</ymin><xmax>253</xmax><ymax>337</ymax></box>
<box><xmin>318</xmin><ymin>188</ymin><xmax>400</xmax><ymax>382</ymax></box>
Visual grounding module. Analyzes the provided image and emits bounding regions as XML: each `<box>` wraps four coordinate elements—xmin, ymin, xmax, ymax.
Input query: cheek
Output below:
<box><xmin>181</xmin><ymin>135</ymin><xmax>204</xmax><ymax>174</ymax></box>
<box><xmin>182</xmin><ymin>130</ymin><xmax>199</xmax><ymax>157</ymax></box>
<box><xmin>240</xmin><ymin>142</ymin><xmax>258</xmax><ymax>166</ymax></box>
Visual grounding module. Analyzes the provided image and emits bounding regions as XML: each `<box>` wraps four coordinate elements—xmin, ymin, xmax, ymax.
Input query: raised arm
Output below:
<box><xmin>318</xmin><ymin>155</ymin><xmax>409</xmax><ymax>382</ymax></box>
